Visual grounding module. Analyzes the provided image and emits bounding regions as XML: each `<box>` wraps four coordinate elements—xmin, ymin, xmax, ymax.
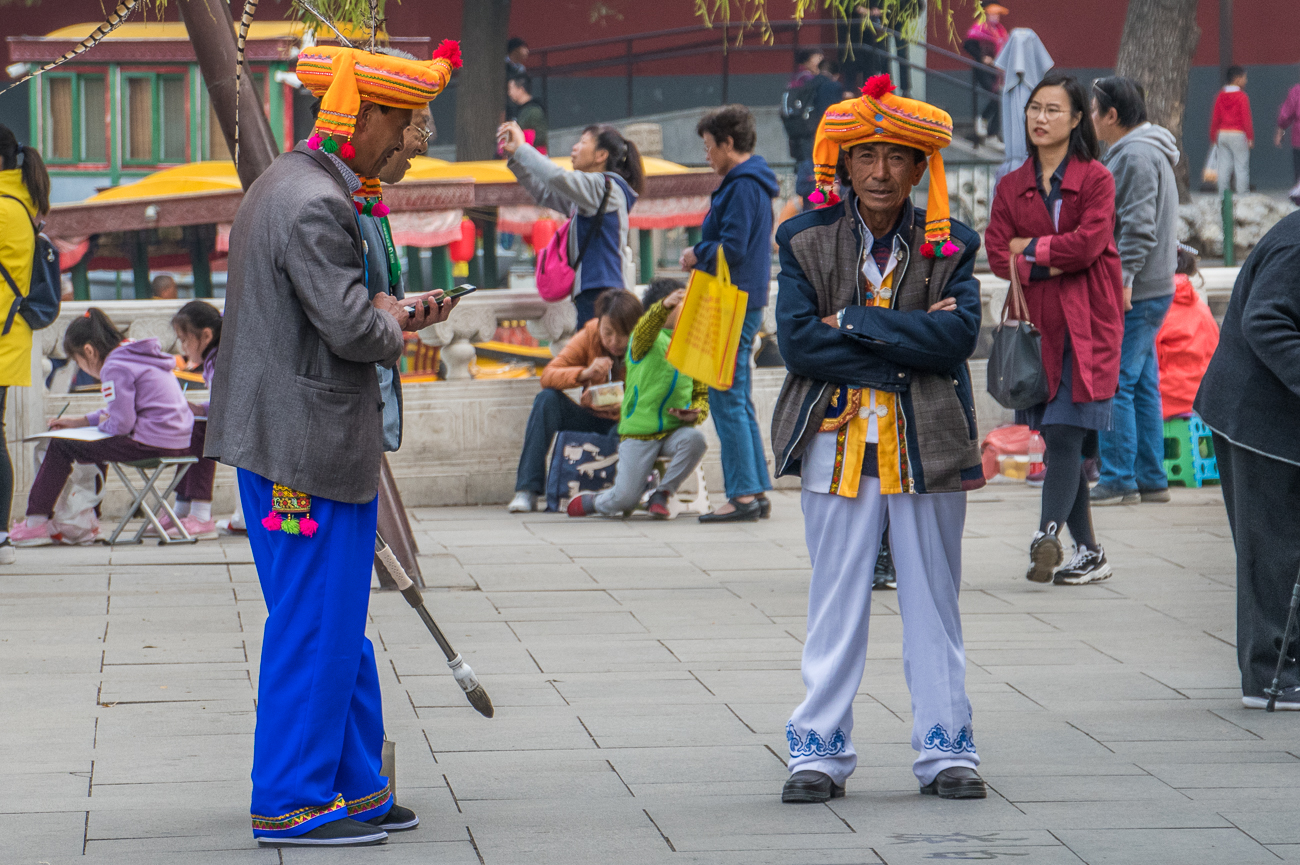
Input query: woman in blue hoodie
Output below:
<box><xmin>684</xmin><ymin>106</ymin><xmax>781</xmax><ymax>522</ymax></box>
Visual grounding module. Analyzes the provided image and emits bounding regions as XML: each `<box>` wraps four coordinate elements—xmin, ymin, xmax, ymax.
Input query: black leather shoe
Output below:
<box><xmin>757</xmin><ymin>495</ymin><xmax>771</xmax><ymax>519</ymax></box>
<box><xmin>919</xmin><ymin>766</ymin><xmax>987</xmax><ymax>799</ymax></box>
<box><xmin>699</xmin><ymin>498</ymin><xmax>762</xmax><ymax>523</ymax></box>
<box><xmin>257</xmin><ymin>818</ymin><xmax>388</xmax><ymax>847</ymax></box>
<box><xmin>781</xmin><ymin>770</ymin><xmax>846</xmax><ymax>803</ymax></box>
<box><xmin>367</xmin><ymin>803</ymin><xmax>419</xmax><ymax>831</ymax></box>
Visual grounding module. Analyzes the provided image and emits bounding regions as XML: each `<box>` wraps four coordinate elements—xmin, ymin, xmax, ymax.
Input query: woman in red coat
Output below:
<box><xmin>986</xmin><ymin>72</ymin><xmax>1126</xmax><ymax>587</ymax></box>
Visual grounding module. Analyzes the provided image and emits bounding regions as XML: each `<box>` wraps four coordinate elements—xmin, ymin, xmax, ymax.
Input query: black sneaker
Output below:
<box><xmin>367</xmin><ymin>803</ymin><xmax>419</xmax><ymax>831</ymax></box>
<box><xmin>257</xmin><ymin>818</ymin><xmax>388</xmax><ymax>847</ymax></box>
<box><xmin>1026</xmin><ymin>529</ymin><xmax>1063</xmax><ymax>583</ymax></box>
<box><xmin>1139</xmin><ymin>487</ymin><xmax>1171</xmax><ymax>503</ymax></box>
<box><xmin>1053</xmin><ymin>546</ymin><xmax>1112</xmax><ymax>585</ymax></box>
<box><xmin>1090</xmin><ymin>483</ymin><xmax>1139</xmax><ymax>506</ymax></box>
<box><xmin>873</xmin><ymin>536</ymin><xmax>896</xmax><ymax>590</ymax></box>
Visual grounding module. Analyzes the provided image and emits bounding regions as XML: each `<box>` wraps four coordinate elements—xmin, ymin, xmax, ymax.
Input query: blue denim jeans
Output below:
<box><xmin>1098</xmin><ymin>294</ymin><xmax>1174</xmax><ymax>492</ymax></box>
<box><xmin>708</xmin><ymin>308</ymin><xmax>772</xmax><ymax>498</ymax></box>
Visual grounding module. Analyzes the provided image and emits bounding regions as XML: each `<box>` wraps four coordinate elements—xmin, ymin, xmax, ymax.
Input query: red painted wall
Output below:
<box><xmin>5</xmin><ymin>0</ymin><xmax>1296</xmax><ymax>75</ymax></box>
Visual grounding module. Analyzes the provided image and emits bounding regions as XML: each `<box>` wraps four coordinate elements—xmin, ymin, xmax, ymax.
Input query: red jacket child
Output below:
<box><xmin>1156</xmin><ymin>274</ymin><xmax>1220</xmax><ymax>418</ymax></box>
<box><xmin>985</xmin><ymin>156</ymin><xmax>1127</xmax><ymax>404</ymax></box>
<box><xmin>1211</xmin><ymin>86</ymin><xmax>1254</xmax><ymax>144</ymax></box>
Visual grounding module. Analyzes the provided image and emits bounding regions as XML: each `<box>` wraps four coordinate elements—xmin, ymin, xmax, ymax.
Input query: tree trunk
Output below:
<box><xmin>177</xmin><ymin>0</ymin><xmax>279</xmax><ymax>190</ymax></box>
<box><xmin>455</xmin><ymin>0</ymin><xmax>511</xmax><ymax>161</ymax></box>
<box><xmin>1115</xmin><ymin>0</ymin><xmax>1201</xmax><ymax>201</ymax></box>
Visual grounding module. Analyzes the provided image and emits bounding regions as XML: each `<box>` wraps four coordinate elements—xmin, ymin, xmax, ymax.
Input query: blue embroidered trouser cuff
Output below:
<box><xmin>788</xmin><ymin>480</ymin><xmax>978</xmax><ymax>787</ymax></box>
<box><xmin>240</xmin><ymin>469</ymin><xmax>392</xmax><ymax>838</ymax></box>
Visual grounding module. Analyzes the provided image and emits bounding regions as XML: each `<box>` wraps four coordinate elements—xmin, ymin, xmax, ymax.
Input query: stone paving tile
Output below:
<box><xmin>7</xmin><ymin>485</ymin><xmax>1299</xmax><ymax>865</ymax></box>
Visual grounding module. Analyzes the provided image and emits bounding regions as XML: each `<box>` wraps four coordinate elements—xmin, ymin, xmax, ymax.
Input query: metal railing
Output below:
<box><xmin>519</xmin><ymin>18</ymin><xmax>1000</xmax><ymax>145</ymax></box>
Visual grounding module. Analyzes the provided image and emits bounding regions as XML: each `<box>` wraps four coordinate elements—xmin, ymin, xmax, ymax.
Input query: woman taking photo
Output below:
<box><xmin>985</xmin><ymin>73</ymin><xmax>1125</xmax><ymax>586</ymax></box>
<box><xmin>499</xmin><ymin>121</ymin><xmax>645</xmax><ymax>327</ymax></box>
<box><xmin>0</xmin><ymin>126</ymin><xmax>50</xmax><ymax>563</ymax></box>
<box><xmin>684</xmin><ymin>105</ymin><xmax>779</xmax><ymax>522</ymax></box>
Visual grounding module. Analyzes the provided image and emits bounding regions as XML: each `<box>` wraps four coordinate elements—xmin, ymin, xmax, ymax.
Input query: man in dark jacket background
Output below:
<box><xmin>1196</xmin><ymin>211</ymin><xmax>1300</xmax><ymax>711</ymax></box>
<box><xmin>682</xmin><ymin>105</ymin><xmax>780</xmax><ymax>521</ymax></box>
<box><xmin>1089</xmin><ymin>77</ymin><xmax>1181</xmax><ymax>506</ymax></box>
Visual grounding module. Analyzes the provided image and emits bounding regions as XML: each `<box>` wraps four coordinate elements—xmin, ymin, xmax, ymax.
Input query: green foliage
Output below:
<box><xmin>694</xmin><ymin>0</ymin><xmax>969</xmax><ymax>47</ymax></box>
<box><xmin>0</xmin><ymin>0</ymin><xmax>401</xmax><ymax>37</ymax></box>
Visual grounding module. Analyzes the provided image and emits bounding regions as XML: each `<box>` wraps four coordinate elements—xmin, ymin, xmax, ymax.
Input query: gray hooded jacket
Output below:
<box><xmin>1102</xmin><ymin>122</ymin><xmax>1180</xmax><ymax>302</ymax></box>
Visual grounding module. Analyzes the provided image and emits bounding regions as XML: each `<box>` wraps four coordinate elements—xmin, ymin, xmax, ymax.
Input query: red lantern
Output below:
<box><xmin>448</xmin><ymin>217</ymin><xmax>477</xmax><ymax>264</ymax></box>
<box><xmin>530</xmin><ymin>218</ymin><xmax>558</xmax><ymax>252</ymax></box>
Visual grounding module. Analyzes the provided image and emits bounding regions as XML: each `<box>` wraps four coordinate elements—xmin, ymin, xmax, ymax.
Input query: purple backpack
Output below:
<box><xmin>535</xmin><ymin>176</ymin><xmax>612</xmax><ymax>302</ymax></box>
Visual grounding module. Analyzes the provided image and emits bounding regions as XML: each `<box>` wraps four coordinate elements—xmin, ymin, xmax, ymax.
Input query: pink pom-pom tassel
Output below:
<box><xmin>941</xmin><ymin>241</ymin><xmax>960</xmax><ymax>257</ymax></box>
<box><xmin>373</xmin><ymin>202</ymin><xmax>390</xmax><ymax>217</ymax></box>
<box><xmin>307</xmin><ymin>134</ymin><xmax>323</xmax><ymax>150</ymax></box>
<box><xmin>808</xmin><ymin>189</ymin><xmax>825</xmax><ymax>204</ymax></box>
<box><xmin>299</xmin><ymin>517</ymin><xmax>318</xmax><ymax>538</ymax></box>
<box><xmin>261</xmin><ymin>511</ymin><xmax>283</xmax><ymax>531</ymax></box>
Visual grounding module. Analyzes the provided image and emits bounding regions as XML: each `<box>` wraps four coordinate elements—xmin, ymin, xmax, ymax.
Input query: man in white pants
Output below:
<box><xmin>771</xmin><ymin>74</ymin><xmax>988</xmax><ymax>802</ymax></box>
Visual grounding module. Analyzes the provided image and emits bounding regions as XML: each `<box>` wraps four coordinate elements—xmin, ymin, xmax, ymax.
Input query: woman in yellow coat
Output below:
<box><xmin>0</xmin><ymin>126</ymin><xmax>50</xmax><ymax>564</ymax></box>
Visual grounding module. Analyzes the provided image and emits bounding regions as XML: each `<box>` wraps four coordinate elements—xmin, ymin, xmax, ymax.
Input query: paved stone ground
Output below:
<box><xmin>5</xmin><ymin>484</ymin><xmax>1299</xmax><ymax>865</ymax></box>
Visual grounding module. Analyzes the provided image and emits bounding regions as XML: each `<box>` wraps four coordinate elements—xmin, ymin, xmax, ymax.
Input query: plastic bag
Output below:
<box><xmin>33</xmin><ymin>442</ymin><xmax>103</xmax><ymax>544</ymax></box>
<box><xmin>665</xmin><ymin>248</ymin><xmax>749</xmax><ymax>390</ymax></box>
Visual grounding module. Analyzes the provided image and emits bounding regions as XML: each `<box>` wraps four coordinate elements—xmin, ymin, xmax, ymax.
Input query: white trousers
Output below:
<box><xmin>788</xmin><ymin>479</ymin><xmax>978</xmax><ymax>787</ymax></box>
<box><xmin>1217</xmin><ymin>131</ymin><xmax>1250</xmax><ymax>194</ymax></box>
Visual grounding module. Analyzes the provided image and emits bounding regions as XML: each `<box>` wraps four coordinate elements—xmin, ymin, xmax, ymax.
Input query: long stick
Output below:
<box><xmin>1265</xmin><ymin>575</ymin><xmax>1300</xmax><ymax>711</ymax></box>
<box><xmin>374</xmin><ymin>534</ymin><xmax>493</xmax><ymax>718</ymax></box>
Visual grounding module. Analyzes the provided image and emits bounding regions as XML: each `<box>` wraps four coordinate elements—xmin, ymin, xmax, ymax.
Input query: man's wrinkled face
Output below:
<box><xmin>349</xmin><ymin>101</ymin><xmax>413</xmax><ymax>177</ymax></box>
<box><xmin>847</xmin><ymin>142</ymin><xmax>927</xmax><ymax>222</ymax></box>
<box><xmin>378</xmin><ymin>105</ymin><xmax>431</xmax><ymax>185</ymax></box>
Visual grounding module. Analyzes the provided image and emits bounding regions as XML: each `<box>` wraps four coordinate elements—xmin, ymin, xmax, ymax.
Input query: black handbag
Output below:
<box><xmin>987</xmin><ymin>255</ymin><xmax>1049</xmax><ymax>410</ymax></box>
<box><xmin>0</xmin><ymin>195</ymin><xmax>61</xmax><ymax>335</ymax></box>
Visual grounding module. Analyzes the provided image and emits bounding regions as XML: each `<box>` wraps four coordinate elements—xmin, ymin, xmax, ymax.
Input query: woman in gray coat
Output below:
<box><xmin>499</xmin><ymin>121</ymin><xmax>645</xmax><ymax>326</ymax></box>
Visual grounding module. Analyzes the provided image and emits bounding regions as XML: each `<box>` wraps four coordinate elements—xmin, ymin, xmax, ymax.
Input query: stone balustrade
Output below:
<box><xmin>9</xmin><ymin>266</ymin><xmax>1239</xmax><ymax>518</ymax></box>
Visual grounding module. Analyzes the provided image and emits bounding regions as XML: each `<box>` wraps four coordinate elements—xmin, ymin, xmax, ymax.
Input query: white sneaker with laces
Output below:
<box><xmin>507</xmin><ymin>491</ymin><xmax>537</xmax><ymax>513</ymax></box>
<box><xmin>1053</xmin><ymin>546</ymin><xmax>1112</xmax><ymax>585</ymax></box>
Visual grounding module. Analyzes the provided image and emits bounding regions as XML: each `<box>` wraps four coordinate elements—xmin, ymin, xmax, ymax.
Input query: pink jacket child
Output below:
<box><xmin>12</xmin><ymin>308</ymin><xmax>194</xmax><ymax>547</ymax></box>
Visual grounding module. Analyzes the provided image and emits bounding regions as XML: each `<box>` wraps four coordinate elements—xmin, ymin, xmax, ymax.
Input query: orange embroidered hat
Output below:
<box><xmin>296</xmin><ymin>41</ymin><xmax>462</xmax><ymax>213</ymax></box>
<box><xmin>811</xmin><ymin>74</ymin><xmax>958</xmax><ymax>258</ymax></box>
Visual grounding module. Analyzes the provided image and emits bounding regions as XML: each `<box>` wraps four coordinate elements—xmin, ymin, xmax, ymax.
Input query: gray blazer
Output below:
<box><xmin>206</xmin><ymin>143</ymin><xmax>404</xmax><ymax>504</ymax></box>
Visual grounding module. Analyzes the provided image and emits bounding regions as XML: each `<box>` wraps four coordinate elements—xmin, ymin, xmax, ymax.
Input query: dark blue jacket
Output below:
<box><xmin>1196</xmin><ymin>211</ymin><xmax>1300</xmax><ymax>466</ymax></box>
<box><xmin>693</xmin><ymin>154</ymin><xmax>781</xmax><ymax>310</ymax></box>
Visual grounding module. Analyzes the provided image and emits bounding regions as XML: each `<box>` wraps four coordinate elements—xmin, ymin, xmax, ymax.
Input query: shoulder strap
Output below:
<box><xmin>0</xmin><ymin>194</ymin><xmax>34</xmax><ymax>336</ymax></box>
<box><xmin>1001</xmin><ymin>254</ymin><xmax>1033</xmax><ymax>325</ymax></box>
<box><xmin>574</xmin><ymin>175</ymin><xmax>613</xmax><ymax>266</ymax></box>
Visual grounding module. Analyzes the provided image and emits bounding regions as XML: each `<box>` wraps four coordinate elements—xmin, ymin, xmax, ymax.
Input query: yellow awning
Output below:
<box><xmin>44</xmin><ymin>20</ymin><xmax>377</xmax><ymax>41</ymax></box>
<box><xmin>85</xmin><ymin>162</ymin><xmax>243</xmax><ymax>203</ymax></box>
<box><xmin>82</xmin><ymin>155</ymin><xmax>699</xmax><ymax>204</ymax></box>
<box><xmin>404</xmin><ymin>155</ymin><xmax>693</xmax><ymax>184</ymax></box>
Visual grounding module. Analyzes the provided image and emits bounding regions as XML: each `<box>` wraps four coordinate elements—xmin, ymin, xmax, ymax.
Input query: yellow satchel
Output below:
<box><xmin>666</xmin><ymin>248</ymin><xmax>749</xmax><ymax>391</ymax></box>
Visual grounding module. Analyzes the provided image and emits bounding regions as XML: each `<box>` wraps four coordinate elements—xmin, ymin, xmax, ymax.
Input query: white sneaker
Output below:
<box><xmin>507</xmin><ymin>491</ymin><xmax>537</xmax><ymax>513</ymax></box>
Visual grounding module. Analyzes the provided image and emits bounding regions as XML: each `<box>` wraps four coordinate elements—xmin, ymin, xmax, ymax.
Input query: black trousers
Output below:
<box><xmin>1215</xmin><ymin>434</ymin><xmax>1300</xmax><ymax>696</ymax></box>
<box><xmin>515</xmin><ymin>388</ymin><xmax>617</xmax><ymax>494</ymax></box>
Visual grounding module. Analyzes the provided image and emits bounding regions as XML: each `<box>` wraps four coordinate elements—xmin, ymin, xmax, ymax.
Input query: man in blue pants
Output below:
<box><xmin>206</xmin><ymin>42</ymin><xmax>461</xmax><ymax>847</ymax></box>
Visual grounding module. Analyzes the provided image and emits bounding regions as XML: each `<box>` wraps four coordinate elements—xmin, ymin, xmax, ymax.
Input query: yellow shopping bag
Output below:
<box><xmin>666</xmin><ymin>248</ymin><xmax>749</xmax><ymax>391</ymax></box>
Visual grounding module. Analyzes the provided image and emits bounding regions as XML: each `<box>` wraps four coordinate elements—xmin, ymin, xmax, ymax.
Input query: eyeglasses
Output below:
<box><xmin>408</xmin><ymin>125</ymin><xmax>433</xmax><ymax>144</ymax></box>
<box><xmin>1025</xmin><ymin>103</ymin><xmax>1069</xmax><ymax>120</ymax></box>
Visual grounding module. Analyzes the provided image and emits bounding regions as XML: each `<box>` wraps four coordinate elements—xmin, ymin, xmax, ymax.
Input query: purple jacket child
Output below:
<box><xmin>85</xmin><ymin>338</ymin><xmax>194</xmax><ymax>449</ymax></box>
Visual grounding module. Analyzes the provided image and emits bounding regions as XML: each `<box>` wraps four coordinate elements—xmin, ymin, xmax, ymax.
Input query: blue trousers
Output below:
<box><xmin>240</xmin><ymin>469</ymin><xmax>392</xmax><ymax>839</ymax></box>
<box><xmin>1098</xmin><ymin>294</ymin><xmax>1174</xmax><ymax>492</ymax></box>
<box><xmin>708</xmin><ymin>308</ymin><xmax>772</xmax><ymax>499</ymax></box>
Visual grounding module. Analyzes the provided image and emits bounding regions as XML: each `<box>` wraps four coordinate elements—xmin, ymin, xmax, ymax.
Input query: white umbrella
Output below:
<box><xmin>995</xmin><ymin>29</ymin><xmax>1054</xmax><ymax>185</ymax></box>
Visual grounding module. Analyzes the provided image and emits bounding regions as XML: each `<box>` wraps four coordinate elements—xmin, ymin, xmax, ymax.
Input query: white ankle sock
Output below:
<box><xmin>174</xmin><ymin>499</ymin><xmax>191</xmax><ymax>518</ymax></box>
<box><xmin>190</xmin><ymin>501</ymin><xmax>212</xmax><ymax>522</ymax></box>
<box><xmin>26</xmin><ymin>515</ymin><xmax>48</xmax><ymax>528</ymax></box>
